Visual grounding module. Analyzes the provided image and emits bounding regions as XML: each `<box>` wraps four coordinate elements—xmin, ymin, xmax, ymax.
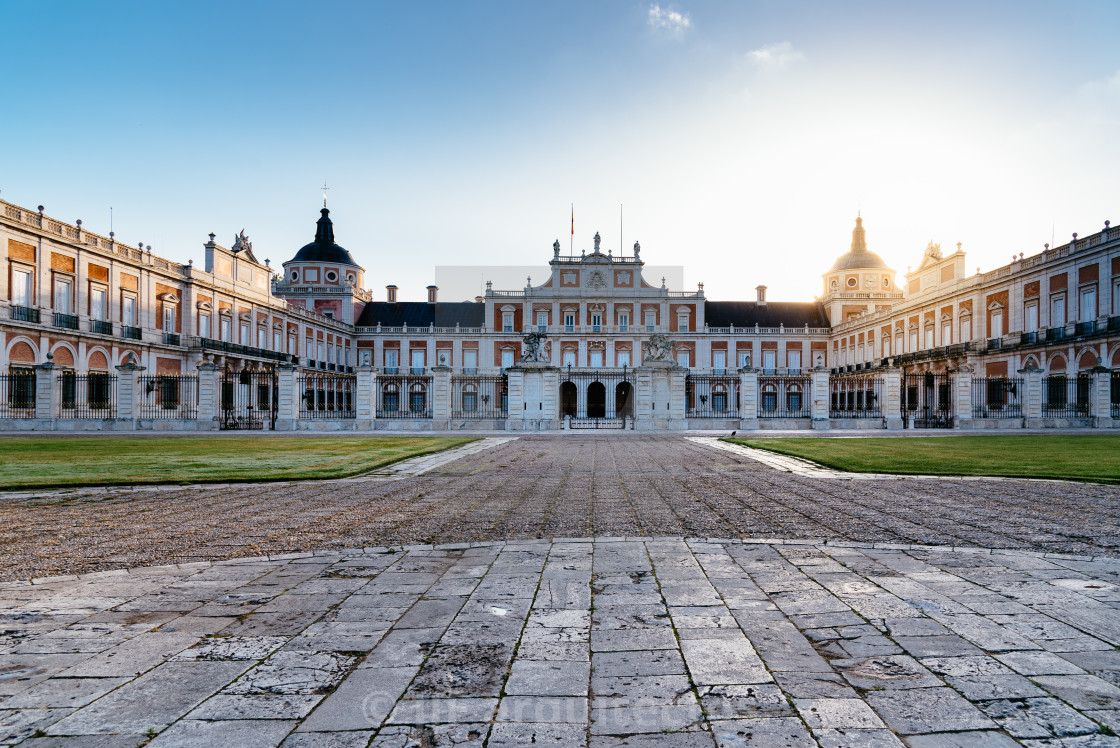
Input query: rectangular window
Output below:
<box><xmin>318</xmin><ymin>341</ymin><xmax>326</xmax><ymax>362</ymax></box>
<box><xmin>960</xmin><ymin>318</ymin><xmax>971</xmax><ymax>342</ymax></box>
<box><xmin>677</xmin><ymin>314</ymin><xmax>688</xmax><ymax>332</ymax></box>
<box><xmin>536</xmin><ymin>312</ymin><xmax>547</xmax><ymax>332</ymax></box>
<box><xmin>564</xmin><ymin>313</ymin><xmax>575</xmax><ymax>332</ymax></box>
<box><xmin>712</xmin><ymin>351</ymin><xmax>726</xmax><ymax>373</ymax></box>
<box><xmin>90</xmin><ymin>287</ymin><xmax>106</xmax><ymax>320</ymax></box>
<box><xmin>122</xmin><ymin>294</ymin><xmax>137</xmax><ymax>326</ymax></box>
<box><xmin>925</xmin><ymin>327</ymin><xmax>934</xmax><ymax>349</ymax></box>
<box><xmin>258</xmin><ymin>327</ymin><xmax>267</xmax><ymax>348</ymax></box>
<box><xmin>941</xmin><ymin>321</ymin><xmax>951</xmax><ymax>344</ymax></box>
<box><xmin>589</xmin><ymin>351</ymin><xmax>603</xmax><ymax>368</ymax></box>
<box><xmin>591</xmin><ymin>313</ymin><xmax>602</xmax><ymax>332</ymax></box>
<box><xmin>221</xmin><ymin>317</ymin><xmax>232</xmax><ymax>342</ymax></box>
<box><xmin>990</xmin><ymin>311</ymin><xmax>1003</xmax><ymax>338</ymax></box>
<box><xmin>762</xmin><ymin>350</ymin><xmax>776</xmax><ymax>373</ymax></box>
<box><xmin>617</xmin><ymin>350</ymin><xmax>631</xmax><ymax>367</ymax></box>
<box><xmin>462</xmin><ymin>349</ymin><xmax>477</xmax><ymax>372</ymax></box>
<box><xmin>1024</xmin><ymin>302</ymin><xmax>1039</xmax><ymax>332</ymax></box>
<box><xmin>676</xmin><ymin>351</ymin><xmax>690</xmax><ymax>368</ymax></box>
<box><xmin>501</xmin><ymin>349</ymin><xmax>515</xmax><ymax>370</ymax></box>
<box><xmin>385</xmin><ymin>349</ymin><xmax>399</xmax><ymax>371</ymax></box>
<box><xmin>1113</xmin><ymin>280</ymin><xmax>1120</xmax><ymax>317</ymax></box>
<box><xmin>618</xmin><ymin>313</ymin><xmax>629</xmax><ymax>332</ymax></box>
<box><xmin>563</xmin><ymin>350</ymin><xmax>576</xmax><ymax>367</ymax></box>
<box><xmin>787</xmin><ymin>350</ymin><xmax>801</xmax><ymax>373</ymax></box>
<box><xmin>273</xmin><ymin>330</ymin><xmax>282</xmax><ymax>350</ymax></box>
<box><xmin>1080</xmin><ymin>286</ymin><xmax>1097</xmax><ymax>321</ymax></box>
<box><xmin>11</xmin><ymin>268</ymin><xmax>32</xmax><ymax>307</ymax></box>
<box><xmin>54</xmin><ymin>277</ymin><xmax>72</xmax><ymax>313</ymax></box>
<box><xmin>240</xmin><ymin>322</ymin><xmax>250</xmax><ymax>343</ymax></box>
<box><xmin>502</xmin><ymin>312</ymin><xmax>514</xmax><ymax>332</ymax></box>
<box><xmin>1051</xmin><ymin>294</ymin><xmax>1066</xmax><ymax>326</ymax></box>
<box><xmin>909</xmin><ymin>331</ymin><xmax>918</xmax><ymax>352</ymax></box>
<box><xmin>198</xmin><ymin>314</ymin><xmax>211</xmax><ymax>339</ymax></box>
<box><xmin>163</xmin><ymin>306</ymin><xmax>176</xmax><ymax>333</ymax></box>
<box><xmin>411</xmin><ymin>349</ymin><xmax>425</xmax><ymax>371</ymax></box>
<box><xmin>645</xmin><ymin>311</ymin><xmax>656</xmax><ymax>331</ymax></box>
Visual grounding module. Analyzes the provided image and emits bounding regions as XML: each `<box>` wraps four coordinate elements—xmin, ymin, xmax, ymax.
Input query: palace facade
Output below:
<box><xmin>1</xmin><ymin>195</ymin><xmax>1117</xmax><ymax>430</ymax></box>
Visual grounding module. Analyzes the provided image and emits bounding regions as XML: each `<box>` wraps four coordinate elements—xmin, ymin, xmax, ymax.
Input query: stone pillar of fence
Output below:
<box><xmin>195</xmin><ymin>361</ymin><xmax>222</xmax><ymax>431</ymax></box>
<box><xmin>1019</xmin><ymin>365</ymin><xmax>1043</xmax><ymax>424</ymax></box>
<box><xmin>634</xmin><ymin>362</ymin><xmax>686</xmax><ymax>431</ymax></box>
<box><xmin>33</xmin><ymin>355</ymin><xmax>58</xmax><ymax>428</ymax></box>
<box><xmin>881</xmin><ymin>366</ymin><xmax>903</xmax><ymax>430</ymax></box>
<box><xmin>507</xmin><ymin>363</ymin><xmax>561</xmax><ymax>431</ymax></box>
<box><xmin>810</xmin><ymin>368</ymin><xmax>830</xmax><ymax>430</ymax></box>
<box><xmin>274</xmin><ymin>363</ymin><xmax>298</xmax><ymax>431</ymax></box>
<box><xmin>952</xmin><ymin>363</ymin><xmax>974</xmax><ymax>429</ymax></box>
<box><xmin>114</xmin><ymin>359</ymin><xmax>144</xmax><ymax>428</ymax></box>
<box><xmin>738</xmin><ymin>367</ymin><xmax>759</xmax><ymax>430</ymax></box>
<box><xmin>1091</xmin><ymin>364</ymin><xmax>1114</xmax><ymax>428</ymax></box>
<box><xmin>355</xmin><ymin>365</ymin><xmax>376</xmax><ymax>430</ymax></box>
<box><xmin>430</xmin><ymin>366</ymin><xmax>452</xmax><ymax>429</ymax></box>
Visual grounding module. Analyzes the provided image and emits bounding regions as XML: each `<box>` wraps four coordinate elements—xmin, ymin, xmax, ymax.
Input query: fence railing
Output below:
<box><xmin>829</xmin><ymin>375</ymin><xmax>882</xmax><ymax>418</ymax></box>
<box><xmin>377</xmin><ymin>373</ymin><xmax>433</xmax><ymax>419</ymax></box>
<box><xmin>686</xmin><ymin>374</ymin><xmax>739</xmax><ymax>418</ymax></box>
<box><xmin>1113</xmin><ymin>371</ymin><xmax>1120</xmax><ymax>419</ymax></box>
<box><xmin>971</xmin><ymin>376</ymin><xmax>1023</xmax><ymax>419</ymax></box>
<box><xmin>139</xmin><ymin>375</ymin><xmax>198</xmax><ymax>419</ymax></box>
<box><xmin>451</xmin><ymin>374</ymin><xmax>507</xmax><ymax>419</ymax></box>
<box><xmin>1043</xmin><ymin>374</ymin><xmax>1092</xmax><ymax>418</ymax></box>
<box><xmin>758</xmin><ymin>375</ymin><xmax>811</xmax><ymax>418</ymax></box>
<box><xmin>299</xmin><ymin>374</ymin><xmax>357</xmax><ymax>419</ymax></box>
<box><xmin>0</xmin><ymin>371</ymin><xmax>36</xmax><ymax>418</ymax></box>
<box><xmin>9</xmin><ymin>305</ymin><xmax>39</xmax><ymax>323</ymax></box>
<box><xmin>59</xmin><ymin>372</ymin><xmax>117</xmax><ymax>418</ymax></box>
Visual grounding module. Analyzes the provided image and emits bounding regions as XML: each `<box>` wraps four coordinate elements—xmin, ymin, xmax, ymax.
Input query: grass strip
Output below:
<box><xmin>725</xmin><ymin>434</ymin><xmax>1120</xmax><ymax>484</ymax></box>
<box><xmin>0</xmin><ymin>436</ymin><xmax>477</xmax><ymax>489</ymax></box>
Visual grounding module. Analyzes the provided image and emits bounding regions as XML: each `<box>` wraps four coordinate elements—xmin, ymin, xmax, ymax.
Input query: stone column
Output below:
<box><xmin>666</xmin><ymin>365</ymin><xmax>687</xmax><ymax>429</ymax></box>
<box><xmin>431</xmin><ymin>365</ymin><xmax>452</xmax><ymax>429</ymax></box>
<box><xmin>952</xmin><ymin>363</ymin><xmax>974</xmax><ymax>429</ymax></box>
<box><xmin>634</xmin><ymin>362</ymin><xmax>683</xmax><ymax>431</ymax></box>
<box><xmin>810</xmin><ymin>368</ymin><xmax>830</xmax><ymax>430</ymax></box>
<box><xmin>114</xmin><ymin>359</ymin><xmax>145</xmax><ymax>428</ymax></box>
<box><xmin>195</xmin><ymin>361</ymin><xmax>222</xmax><ymax>431</ymax></box>
<box><xmin>738</xmin><ymin>367</ymin><xmax>758</xmax><ymax>430</ymax></box>
<box><xmin>505</xmin><ymin>363</ymin><xmax>560</xmax><ymax>431</ymax></box>
<box><xmin>33</xmin><ymin>358</ymin><xmax>58</xmax><ymax>427</ymax></box>
<box><xmin>1019</xmin><ymin>366</ymin><xmax>1044</xmax><ymax>423</ymax></box>
<box><xmin>882</xmin><ymin>366</ymin><xmax>903</xmax><ymax>430</ymax></box>
<box><xmin>1091</xmin><ymin>365</ymin><xmax>1114</xmax><ymax>428</ymax></box>
<box><xmin>355</xmin><ymin>365</ymin><xmax>376</xmax><ymax>430</ymax></box>
<box><xmin>274</xmin><ymin>363</ymin><xmax>298</xmax><ymax>431</ymax></box>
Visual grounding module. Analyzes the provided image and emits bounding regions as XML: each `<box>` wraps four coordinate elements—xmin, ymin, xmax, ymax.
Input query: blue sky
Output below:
<box><xmin>2</xmin><ymin>1</ymin><xmax>1118</xmax><ymax>301</ymax></box>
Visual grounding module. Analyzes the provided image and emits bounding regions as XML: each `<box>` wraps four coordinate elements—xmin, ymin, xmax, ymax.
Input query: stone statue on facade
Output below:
<box><xmin>642</xmin><ymin>333</ymin><xmax>676</xmax><ymax>363</ymax></box>
<box><xmin>521</xmin><ymin>331</ymin><xmax>548</xmax><ymax>363</ymax></box>
<box><xmin>593</xmin><ymin>232</ymin><xmax>601</xmax><ymax>253</ymax></box>
<box><xmin>232</xmin><ymin>230</ymin><xmax>259</xmax><ymax>262</ymax></box>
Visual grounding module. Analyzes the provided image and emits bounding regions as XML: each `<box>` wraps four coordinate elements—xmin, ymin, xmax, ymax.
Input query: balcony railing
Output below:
<box><xmin>53</xmin><ymin>312</ymin><xmax>79</xmax><ymax>330</ymax></box>
<box><xmin>164</xmin><ymin>332</ymin><xmax>181</xmax><ymax>346</ymax></box>
<box><xmin>120</xmin><ymin>325</ymin><xmax>143</xmax><ymax>340</ymax></box>
<box><xmin>90</xmin><ymin>320</ymin><xmax>112</xmax><ymax>335</ymax></box>
<box><xmin>199</xmin><ymin>338</ymin><xmax>298</xmax><ymax>365</ymax></box>
<box><xmin>9</xmin><ymin>306</ymin><xmax>39</xmax><ymax>323</ymax></box>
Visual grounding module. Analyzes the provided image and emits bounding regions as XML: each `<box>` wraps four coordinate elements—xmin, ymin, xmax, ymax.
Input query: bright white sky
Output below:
<box><xmin>2</xmin><ymin>1</ymin><xmax>1118</xmax><ymax>303</ymax></box>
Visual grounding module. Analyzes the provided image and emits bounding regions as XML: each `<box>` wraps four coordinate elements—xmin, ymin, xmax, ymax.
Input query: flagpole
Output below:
<box><xmin>570</xmin><ymin>203</ymin><xmax>574</xmax><ymax>254</ymax></box>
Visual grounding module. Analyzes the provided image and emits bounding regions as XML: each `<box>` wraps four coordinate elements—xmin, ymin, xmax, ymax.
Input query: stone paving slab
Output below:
<box><xmin>0</xmin><ymin>539</ymin><xmax>1118</xmax><ymax>746</ymax></box>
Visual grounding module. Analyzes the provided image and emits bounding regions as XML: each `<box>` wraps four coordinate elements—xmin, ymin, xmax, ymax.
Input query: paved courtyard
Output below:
<box><xmin>1</xmin><ymin>435</ymin><xmax>1119</xmax><ymax>582</ymax></box>
<box><xmin>1</xmin><ymin>435</ymin><xmax>1119</xmax><ymax>746</ymax></box>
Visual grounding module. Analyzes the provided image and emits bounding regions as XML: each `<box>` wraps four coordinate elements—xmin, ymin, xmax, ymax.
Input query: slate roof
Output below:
<box><xmin>355</xmin><ymin>302</ymin><xmax>485</xmax><ymax>328</ymax></box>
<box><xmin>703</xmin><ymin>301</ymin><xmax>829</xmax><ymax>328</ymax></box>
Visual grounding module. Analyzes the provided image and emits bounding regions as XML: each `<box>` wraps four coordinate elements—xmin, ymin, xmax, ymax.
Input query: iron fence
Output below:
<box><xmin>300</xmin><ymin>374</ymin><xmax>356</xmax><ymax>419</ymax></box>
<box><xmin>59</xmin><ymin>372</ymin><xmax>116</xmax><ymax>418</ymax></box>
<box><xmin>451</xmin><ymin>374</ymin><xmax>507</xmax><ymax>419</ymax></box>
<box><xmin>902</xmin><ymin>372</ymin><xmax>953</xmax><ymax>428</ymax></box>
<box><xmin>686</xmin><ymin>374</ymin><xmax>739</xmax><ymax>418</ymax></box>
<box><xmin>1043</xmin><ymin>374</ymin><xmax>1092</xmax><ymax>418</ymax></box>
<box><xmin>1112</xmin><ymin>371</ymin><xmax>1120</xmax><ymax>419</ymax></box>
<box><xmin>220</xmin><ymin>368</ymin><xmax>278</xmax><ymax>430</ymax></box>
<box><xmin>758</xmin><ymin>375</ymin><xmax>811</xmax><ymax>418</ymax></box>
<box><xmin>559</xmin><ymin>367</ymin><xmax>634</xmax><ymax>425</ymax></box>
<box><xmin>829</xmin><ymin>375</ymin><xmax>882</xmax><ymax>418</ymax></box>
<box><xmin>378</xmin><ymin>373</ymin><xmax>433</xmax><ymax>419</ymax></box>
<box><xmin>139</xmin><ymin>375</ymin><xmax>198</xmax><ymax>419</ymax></box>
<box><xmin>971</xmin><ymin>376</ymin><xmax>1023</xmax><ymax>419</ymax></box>
<box><xmin>0</xmin><ymin>370</ymin><xmax>36</xmax><ymax>418</ymax></box>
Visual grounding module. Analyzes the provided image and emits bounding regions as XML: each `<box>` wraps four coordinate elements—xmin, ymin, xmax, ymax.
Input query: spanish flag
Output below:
<box><xmin>571</xmin><ymin>205</ymin><xmax>574</xmax><ymax>236</ymax></box>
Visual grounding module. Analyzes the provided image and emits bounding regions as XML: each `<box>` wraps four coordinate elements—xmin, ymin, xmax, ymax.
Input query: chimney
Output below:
<box><xmin>756</xmin><ymin>285</ymin><xmax>767</xmax><ymax>306</ymax></box>
<box><xmin>474</xmin><ymin>295</ymin><xmax>483</xmax><ymax>304</ymax></box>
<box><xmin>427</xmin><ymin>285</ymin><xmax>438</xmax><ymax>304</ymax></box>
<box><xmin>386</xmin><ymin>285</ymin><xmax>398</xmax><ymax>303</ymax></box>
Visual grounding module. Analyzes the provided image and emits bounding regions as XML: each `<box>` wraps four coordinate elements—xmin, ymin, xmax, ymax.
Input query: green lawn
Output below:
<box><xmin>725</xmin><ymin>435</ymin><xmax>1120</xmax><ymax>483</ymax></box>
<box><xmin>0</xmin><ymin>436</ymin><xmax>477</xmax><ymax>490</ymax></box>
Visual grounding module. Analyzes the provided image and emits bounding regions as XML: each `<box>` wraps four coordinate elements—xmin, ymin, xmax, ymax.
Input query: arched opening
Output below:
<box><xmin>1078</xmin><ymin>351</ymin><xmax>1098</xmax><ymax>370</ymax></box>
<box><xmin>615</xmin><ymin>381</ymin><xmax>633</xmax><ymax>417</ymax></box>
<box><xmin>587</xmin><ymin>381</ymin><xmax>606</xmax><ymax>418</ymax></box>
<box><xmin>560</xmin><ymin>381</ymin><xmax>577</xmax><ymax>417</ymax></box>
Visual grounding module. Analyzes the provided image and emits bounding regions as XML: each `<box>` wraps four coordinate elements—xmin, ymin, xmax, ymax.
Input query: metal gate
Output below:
<box><xmin>560</xmin><ymin>367</ymin><xmax>632</xmax><ymax>429</ymax></box>
<box><xmin>902</xmin><ymin>372</ymin><xmax>952</xmax><ymax>428</ymax></box>
<box><xmin>220</xmin><ymin>368</ymin><xmax>278</xmax><ymax>430</ymax></box>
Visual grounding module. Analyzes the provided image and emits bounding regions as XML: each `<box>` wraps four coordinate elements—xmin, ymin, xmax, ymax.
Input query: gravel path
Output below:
<box><xmin>2</xmin><ymin>434</ymin><xmax>1118</xmax><ymax>582</ymax></box>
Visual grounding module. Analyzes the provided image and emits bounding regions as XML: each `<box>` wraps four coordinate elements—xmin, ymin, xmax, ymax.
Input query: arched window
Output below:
<box><xmin>461</xmin><ymin>383</ymin><xmax>478</xmax><ymax>412</ymax></box>
<box><xmin>712</xmin><ymin>384</ymin><xmax>728</xmax><ymax>412</ymax></box>
<box><xmin>409</xmin><ymin>383</ymin><xmax>427</xmax><ymax>413</ymax></box>
<box><xmin>786</xmin><ymin>383</ymin><xmax>803</xmax><ymax>412</ymax></box>
<box><xmin>382</xmin><ymin>383</ymin><xmax>399</xmax><ymax>412</ymax></box>
<box><xmin>761</xmin><ymin>383</ymin><xmax>777</xmax><ymax>412</ymax></box>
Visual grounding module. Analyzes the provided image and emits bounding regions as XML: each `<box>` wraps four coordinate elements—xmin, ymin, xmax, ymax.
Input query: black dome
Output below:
<box><xmin>290</xmin><ymin>208</ymin><xmax>360</xmax><ymax>266</ymax></box>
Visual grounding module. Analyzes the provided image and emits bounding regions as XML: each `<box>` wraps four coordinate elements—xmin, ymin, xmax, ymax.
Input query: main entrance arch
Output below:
<box><xmin>559</xmin><ymin>368</ymin><xmax>631</xmax><ymax>428</ymax></box>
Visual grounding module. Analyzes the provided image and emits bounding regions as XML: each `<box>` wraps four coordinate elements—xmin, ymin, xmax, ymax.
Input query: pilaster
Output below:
<box><xmin>33</xmin><ymin>359</ymin><xmax>58</xmax><ymax>424</ymax></box>
<box><xmin>196</xmin><ymin>361</ymin><xmax>222</xmax><ymax>430</ymax></box>
<box><xmin>431</xmin><ymin>365</ymin><xmax>452</xmax><ymax>429</ymax></box>
<box><xmin>1019</xmin><ymin>366</ymin><xmax>1044</xmax><ymax>421</ymax></box>
<box><xmin>952</xmin><ymin>363</ymin><xmax>974</xmax><ymax>429</ymax></box>
<box><xmin>1091</xmin><ymin>366</ymin><xmax>1114</xmax><ymax>428</ymax></box>
<box><xmin>115</xmin><ymin>360</ymin><xmax>145</xmax><ymax>426</ymax></box>
<box><xmin>355</xmin><ymin>365</ymin><xmax>376</xmax><ymax>430</ymax></box>
<box><xmin>274</xmin><ymin>363</ymin><xmax>298</xmax><ymax>431</ymax></box>
<box><xmin>738</xmin><ymin>368</ymin><xmax>758</xmax><ymax>430</ymax></box>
